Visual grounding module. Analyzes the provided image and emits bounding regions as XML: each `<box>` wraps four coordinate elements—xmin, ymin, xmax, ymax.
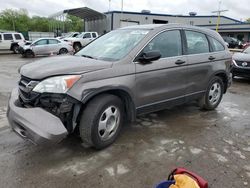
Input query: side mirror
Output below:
<box><xmin>137</xmin><ymin>50</ymin><xmax>161</xmax><ymax>63</ymax></box>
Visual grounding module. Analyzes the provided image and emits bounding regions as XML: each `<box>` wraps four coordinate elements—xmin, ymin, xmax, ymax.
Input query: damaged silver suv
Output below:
<box><xmin>7</xmin><ymin>24</ymin><xmax>232</xmax><ymax>149</ymax></box>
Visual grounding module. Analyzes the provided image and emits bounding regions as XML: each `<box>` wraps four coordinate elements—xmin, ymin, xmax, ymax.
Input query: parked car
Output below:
<box><xmin>7</xmin><ymin>24</ymin><xmax>232</xmax><ymax>149</ymax></box>
<box><xmin>232</xmin><ymin>46</ymin><xmax>250</xmax><ymax>78</ymax></box>
<box><xmin>19</xmin><ymin>38</ymin><xmax>74</xmax><ymax>57</ymax></box>
<box><xmin>222</xmin><ymin>36</ymin><xmax>242</xmax><ymax>48</ymax></box>
<box><xmin>57</xmin><ymin>32</ymin><xmax>80</xmax><ymax>40</ymax></box>
<box><xmin>0</xmin><ymin>32</ymin><xmax>25</xmax><ymax>53</ymax></box>
<box><xmin>64</xmin><ymin>32</ymin><xmax>98</xmax><ymax>52</ymax></box>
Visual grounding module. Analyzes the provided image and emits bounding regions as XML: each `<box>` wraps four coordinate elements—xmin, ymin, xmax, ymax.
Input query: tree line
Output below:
<box><xmin>0</xmin><ymin>8</ymin><xmax>83</xmax><ymax>33</ymax></box>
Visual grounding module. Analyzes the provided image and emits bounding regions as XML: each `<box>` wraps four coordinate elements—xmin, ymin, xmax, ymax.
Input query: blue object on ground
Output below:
<box><xmin>156</xmin><ymin>180</ymin><xmax>175</xmax><ymax>188</ymax></box>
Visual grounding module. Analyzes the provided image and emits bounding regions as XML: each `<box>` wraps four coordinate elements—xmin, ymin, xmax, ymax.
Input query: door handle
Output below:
<box><xmin>175</xmin><ymin>59</ymin><xmax>186</xmax><ymax>65</ymax></box>
<box><xmin>208</xmin><ymin>56</ymin><xmax>216</xmax><ymax>61</ymax></box>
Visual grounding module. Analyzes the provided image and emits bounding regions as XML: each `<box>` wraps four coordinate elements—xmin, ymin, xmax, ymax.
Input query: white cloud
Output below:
<box><xmin>0</xmin><ymin>0</ymin><xmax>248</xmax><ymax>21</ymax></box>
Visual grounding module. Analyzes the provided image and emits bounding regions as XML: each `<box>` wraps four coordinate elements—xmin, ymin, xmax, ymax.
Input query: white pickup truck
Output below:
<box><xmin>64</xmin><ymin>32</ymin><xmax>98</xmax><ymax>52</ymax></box>
<box><xmin>0</xmin><ymin>32</ymin><xmax>25</xmax><ymax>53</ymax></box>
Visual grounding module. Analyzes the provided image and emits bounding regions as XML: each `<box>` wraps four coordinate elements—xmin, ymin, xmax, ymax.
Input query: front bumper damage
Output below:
<box><xmin>7</xmin><ymin>88</ymin><xmax>68</xmax><ymax>144</ymax></box>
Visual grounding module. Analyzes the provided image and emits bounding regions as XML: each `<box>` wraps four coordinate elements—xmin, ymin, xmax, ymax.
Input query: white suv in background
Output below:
<box><xmin>64</xmin><ymin>32</ymin><xmax>98</xmax><ymax>52</ymax></box>
<box><xmin>0</xmin><ymin>32</ymin><xmax>25</xmax><ymax>53</ymax></box>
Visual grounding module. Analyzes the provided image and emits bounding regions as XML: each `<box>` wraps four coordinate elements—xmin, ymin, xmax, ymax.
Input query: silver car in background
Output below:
<box><xmin>19</xmin><ymin>38</ymin><xmax>74</xmax><ymax>57</ymax></box>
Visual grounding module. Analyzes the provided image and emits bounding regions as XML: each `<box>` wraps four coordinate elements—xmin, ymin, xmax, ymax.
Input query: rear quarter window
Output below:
<box><xmin>208</xmin><ymin>36</ymin><xmax>225</xmax><ymax>52</ymax></box>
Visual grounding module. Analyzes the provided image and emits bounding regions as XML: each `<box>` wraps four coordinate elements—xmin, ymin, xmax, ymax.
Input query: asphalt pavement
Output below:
<box><xmin>0</xmin><ymin>52</ymin><xmax>249</xmax><ymax>188</ymax></box>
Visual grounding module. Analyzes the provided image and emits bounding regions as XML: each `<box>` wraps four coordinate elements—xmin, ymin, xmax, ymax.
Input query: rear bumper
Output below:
<box><xmin>7</xmin><ymin>88</ymin><xmax>68</xmax><ymax>144</ymax></box>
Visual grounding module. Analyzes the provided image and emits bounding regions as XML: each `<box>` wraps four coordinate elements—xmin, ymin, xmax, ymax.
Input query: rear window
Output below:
<box><xmin>14</xmin><ymin>34</ymin><xmax>22</xmax><ymax>40</ymax></box>
<box><xmin>185</xmin><ymin>31</ymin><xmax>209</xmax><ymax>55</ymax></box>
<box><xmin>0</xmin><ymin>34</ymin><xmax>2</xmax><ymax>40</ymax></box>
<box><xmin>48</xmin><ymin>39</ymin><xmax>59</xmax><ymax>44</ymax></box>
<box><xmin>3</xmin><ymin>34</ymin><xmax>13</xmax><ymax>40</ymax></box>
<box><xmin>92</xmin><ymin>33</ymin><xmax>97</xmax><ymax>38</ymax></box>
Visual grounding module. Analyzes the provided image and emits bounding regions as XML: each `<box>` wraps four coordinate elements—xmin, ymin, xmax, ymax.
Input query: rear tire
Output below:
<box><xmin>79</xmin><ymin>94</ymin><xmax>124</xmax><ymax>150</ymax></box>
<box><xmin>59</xmin><ymin>48</ymin><xmax>68</xmax><ymax>54</ymax></box>
<box><xmin>199</xmin><ymin>76</ymin><xmax>224</xmax><ymax>110</ymax></box>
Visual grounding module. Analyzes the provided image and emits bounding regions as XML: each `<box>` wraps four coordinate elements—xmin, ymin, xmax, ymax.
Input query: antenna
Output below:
<box><xmin>212</xmin><ymin>1</ymin><xmax>228</xmax><ymax>32</ymax></box>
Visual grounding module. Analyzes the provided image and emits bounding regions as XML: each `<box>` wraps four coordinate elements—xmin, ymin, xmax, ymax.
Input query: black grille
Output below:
<box><xmin>18</xmin><ymin>76</ymin><xmax>40</xmax><ymax>103</ymax></box>
<box><xmin>235</xmin><ymin>61</ymin><xmax>250</xmax><ymax>67</ymax></box>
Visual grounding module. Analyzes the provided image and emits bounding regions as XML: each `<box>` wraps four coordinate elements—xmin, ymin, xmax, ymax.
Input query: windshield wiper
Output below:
<box><xmin>81</xmin><ymin>55</ymin><xmax>96</xmax><ymax>59</ymax></box>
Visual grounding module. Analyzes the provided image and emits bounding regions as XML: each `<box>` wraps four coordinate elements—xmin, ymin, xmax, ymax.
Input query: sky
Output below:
<box><xmin>0</xmin><ymin>0</ymin><xmax>249</xmax><ymax>21</ymax></box>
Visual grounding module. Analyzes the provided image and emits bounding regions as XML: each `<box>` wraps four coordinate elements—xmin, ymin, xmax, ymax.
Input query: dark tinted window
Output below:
<box><xmin>185</xmin><ymin>31</ymin><xmax>209</xmax><ymax>54</ymax></box>
<box><xmin>83</xmin><ymin>33</ymin><xmax>91</xmax><ymax>38</ymax></box>
<box><xmin>143</xmin><ymin>30</ymin><xmax>182</xmax><ymax>58</ymax></box>
<box><xmin>208</xmin><ymin>36</ymin><xmax>225</xmax><ymax>52</ymax></box>
<box><xmin>3</xmin><ymin>34</ymin><xmax>13</xmax><ymax>40</ymax></box>
<box><xmin>92</xmin><ymin>33</ymin><xmax>97</xmax><ymax>38</ymax></box>
<box><xmin>34</xmin><ymin>39</ymin><xmax>47</xmax><ymax>45</ymax></box>
<box><xmin>48</xmin><ymin>39</ymin><xmax>59</xmax><ymax>44</ymax></box>
<box><xmin>0</xmin><ymin>34</ymin><xmax>2</xmax><ymax>40</ymax></box>
<box><xmin>14</xmin><ymin>34</ymin><xmax>22</xmax><ymax>40</ymax></box>
<box><xmin>72</xmin><ymin>33</ymin><xmax>78</xmax><ymax>37</ymax></box>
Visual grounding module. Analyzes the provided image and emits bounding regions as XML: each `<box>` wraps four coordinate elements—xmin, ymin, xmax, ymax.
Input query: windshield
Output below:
<box><xmin>65</xmin><ymin>32</ymin><xmax>75</xmax><ymax>38</ymax></box>
<box><xmin>75</xmin><ymin>29</ymin><xmax>149</xmax><ymax>61</ymax></box>
<box><xmin>243</xmin><ymin>47</ymin><xmax>250</xmax><ymax>54</ymax></box>
<box><xmin>76</xmin><ymin>33</ymin><xmax>84</xmax><ymax>38</ymax></box>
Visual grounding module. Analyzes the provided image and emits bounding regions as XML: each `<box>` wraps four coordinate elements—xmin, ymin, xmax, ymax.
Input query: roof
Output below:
<box><xmin>105</xmin><ymin>10</ymin><xmax>242</xmax><ymax>23</ymax></box>
<box><xmin>63</xmin><ymin>7</ymin><xmax>106</xmax><ymax>20</ymax></box>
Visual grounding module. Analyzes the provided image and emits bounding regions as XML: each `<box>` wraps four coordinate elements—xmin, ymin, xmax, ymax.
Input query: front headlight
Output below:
<box><xmin>33</xmin><ymin>75</ymin><xmax>81</xmax><ymax>93</ymax></box>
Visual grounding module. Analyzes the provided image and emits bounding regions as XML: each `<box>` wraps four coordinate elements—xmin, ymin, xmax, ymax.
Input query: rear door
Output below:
<box><xmin>135</xmin><ymin>29</ymin><xmax>188</xmax><ymax>113</ymax></box>
<box><xmin>1</xmin><ymin>34</ymin><xmax>13</xmax><ymax>50</ymax></box>
<box><xmin>184</xmin><ymin>30</ymin><xmax>213</xmax><ymax>98</ymax></box>
<box><xmin>47</xmin><ymin>39</ymin><xmax>61</xmax><ymax>54</ymax></box>
<box><xmin>0</xmin><ymin>34</ymin><xmax>4</xmax><ymax>49</ymax></box>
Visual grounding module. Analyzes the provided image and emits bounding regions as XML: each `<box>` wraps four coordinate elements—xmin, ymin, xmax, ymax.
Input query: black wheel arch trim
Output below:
<box><xmin>10</xmin><ymin>42</ymin><xmax>19</xmax><ymax>50</ymax></box>
<box><xmin>209</xmin><ymin>70</ymin><xmax>229</xmax><ymax>93</ymax></box>
<box><xmin>81</xmin><ymin>86</ymin><xmax>136</xmax><ymax>122</ymax></box>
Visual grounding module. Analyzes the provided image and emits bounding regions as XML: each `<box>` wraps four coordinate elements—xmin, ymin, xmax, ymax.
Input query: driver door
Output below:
<box><xmin>135</xmin><ymin>29</ymin><xmax>188</xmax><ymax>113</ymax></box>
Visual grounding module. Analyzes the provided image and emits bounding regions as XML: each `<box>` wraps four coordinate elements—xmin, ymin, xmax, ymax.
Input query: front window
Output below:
<box><xmin>75</xmin><ymin>29</ymin><xmax>149</xmax><ymax>61</ymax></box>
<box><xmin>243</xmin><ymin>46</ymin><xmax>250</xmax><ymax>54</ymax></box>
<box><xmin>34</xmin><ymin>39</ymin><xmax>47</xmax><ymax>46</ymax></box>
<box><xmin>142</xmin><ymin>30</ymin><xmax>182</xmax><ymax>58</ymax></box>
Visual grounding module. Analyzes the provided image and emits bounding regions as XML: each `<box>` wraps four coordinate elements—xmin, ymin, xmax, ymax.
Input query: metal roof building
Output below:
<box><xmin>50</xmin><ymin>7</ymin><xmax>250</xmax><ymax>42</ymax></box>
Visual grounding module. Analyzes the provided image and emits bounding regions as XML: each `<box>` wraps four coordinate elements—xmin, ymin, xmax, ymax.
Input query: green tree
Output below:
<box><xmin>0</xmin><ymin>9</ymin><xmax>30</xmax><ymax>31</ymax></box>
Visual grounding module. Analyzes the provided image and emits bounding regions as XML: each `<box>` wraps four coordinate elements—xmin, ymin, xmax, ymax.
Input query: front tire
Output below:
<box><xmin>199</xmin><ymin>76</ymin><xmax>224</xmax><ymax>110</ymax></box>
<box><xmin>79</xmin><ymin>94</ymin><xmax>124</xmax><ymax>149</ymax></box>
<box><xmin>12</xmin><ymin>45</ymin><xmax>19</xmax><ymax>54</ymax></box>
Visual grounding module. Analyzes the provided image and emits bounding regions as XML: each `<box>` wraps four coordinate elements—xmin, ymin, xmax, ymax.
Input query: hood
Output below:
<box><xmin>20</xmin><ymin>55</ymin><xmax>112</xmax><ymax>80</ymax></box>
<box><xmin>64</xmin><ymin>37</ymin><xmax>79</xmax><ymax>41</ymax></box>
<box><xmin>233</xmin><ymin>52</ymin><xmax>250</xmax><ymax>62</ymax></box>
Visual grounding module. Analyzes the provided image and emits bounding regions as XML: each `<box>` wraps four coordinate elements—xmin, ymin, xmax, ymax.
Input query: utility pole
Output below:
<box><xmin>108</xmin><ymin>0</ymin><xmax>111</xmax><ymax>12</ymax></box>
<box><xmin>212</xmin><ymin>1</ymin><xmax>228</xmax><ymax>32</ymax></box>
